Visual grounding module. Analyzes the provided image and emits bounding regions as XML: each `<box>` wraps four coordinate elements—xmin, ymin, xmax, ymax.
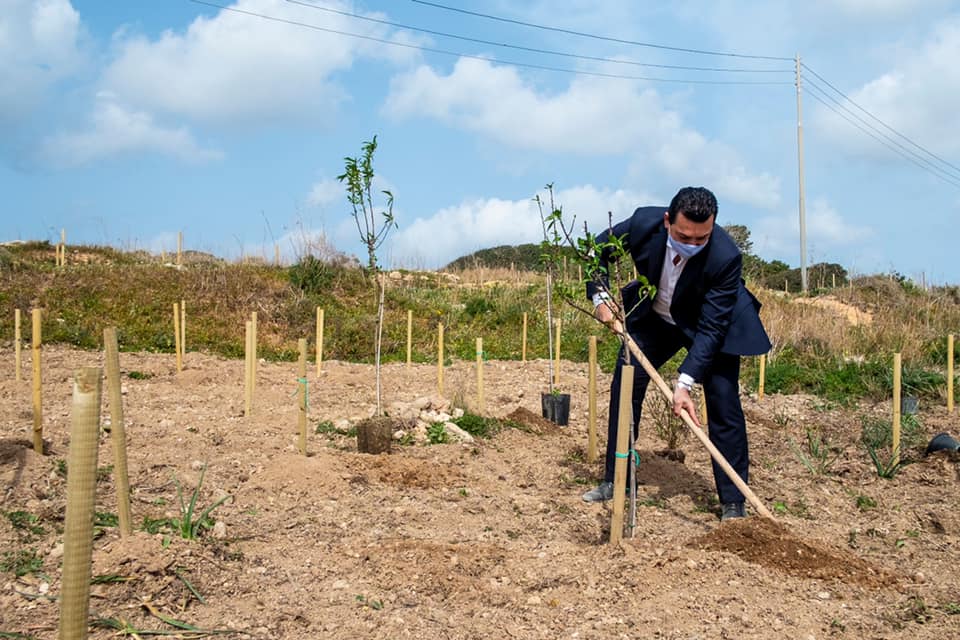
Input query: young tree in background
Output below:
<box><xmin>338</xmin><ymin>135</ymin><xmax>396</xmax><ymax>415</ymax></box>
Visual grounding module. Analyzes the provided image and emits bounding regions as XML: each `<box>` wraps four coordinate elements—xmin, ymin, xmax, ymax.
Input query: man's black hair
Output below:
<box><xmin>667</xmin><ymin>186</ymin><xmax>718</xmax><ymax>224</ymax></box>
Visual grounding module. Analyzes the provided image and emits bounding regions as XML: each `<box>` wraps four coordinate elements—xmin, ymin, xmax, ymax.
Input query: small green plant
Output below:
<box><xmin>355</xmin><ymin>594</ymin><xmax>384</xmax><ymax>610</ymax></box>
<box><xmin>865</xmin><ymin>443</ymin><xmax>903</xmax><ymax>479</ymax></box>
<box><xmin>5</xmin><ymin>511</ymin><xmax>45</xmax><ymax>538</ymax></box>
<box><xmin>427</xmin><ymin>422</ymin><xmax>449</xmax><ymax>445</ymax></box>
<box><xmin>53</xmin><ymin>458</ymin><xmax>67</xmax><ymax>478</ymax></box>
<box><xmin>773</xmin><ymin>500</ymin><xmax>789</xmax><ymax>515</ymax></box>
<box><xmin>646</xmin><ymin>390</ymin><xmax>687</xmax><ymax>450</ymax></box>
<box><xmin>126</xmin><ymin>370</ymin><xmax>152</xmax><ymax>380</ymax></box>
<box><xmin>789</xmin><ymin>428</ymin><xmax>840</xmax><ymax>475</ymax></box>
<box><xmin>452</xmin><ymin>411</ymin><xmax>499</xmax><ymax>438</ymax></box>
<box><xmin>942</xmin><ymin>602</ymin><xmax>960</xmax><ymax>615</ymax></box>
<box><xmin>1</xmin><ymin>549</ymin><xmax>43</xmax><ymax>577</ymax></box>
<box><xmin>904</xmin><ymin>596</ymin><xmax>933</xmax><ymax>623</ymax></box>
<box><xmin>855</xmin><ymin>494</ymin><xmax>877</xmax><ymax>511</ymax></box>
<box><xmin>315</xmin><ymin>419</ymin><xmax>337</xmax><ymax>434</ymax></box>
<box><xmin>169</xmin><ymin>466</ymin><xmax>231</xmax><ymax>540</ymax></box>
<box><xmin>97</xmin><ymin>464</ymin><xmax>114</xmax><ymax>481</ymax></box>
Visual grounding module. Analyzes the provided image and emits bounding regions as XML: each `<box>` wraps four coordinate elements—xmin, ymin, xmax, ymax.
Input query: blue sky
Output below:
<box><xmin>3</xmin><ymin>1</ymin><xmax>960</xmax><ymax>282</ymax></box>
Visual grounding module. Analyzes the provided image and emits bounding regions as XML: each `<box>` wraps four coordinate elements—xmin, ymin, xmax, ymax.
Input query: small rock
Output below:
<box><xmin>443</xmin><ymin>422</ymin><xmax>475</xmax><ymax>444</ymax></box>
<box><xmin>212</xmin><ymin>521</ymin><xmax>227</xmax><ymax>539</ymax></box>
<box><xmin>914</xmin><ymin>571</ymin><xmax>925</xmax><ymax>583</ymax></box>
<box><xmin>190</xmin><ymin>460</ymin><xmax>205</xmax><ymax>471</ymax></box>
<box><xmin>452</xmin><ymin>408</ymin><xmax>464</xmax><ymax>419</ymax></box>
<box><xmin>332</xmin><ymin>579</ymin><xmax>349</xmax><ymax>589</ymax></box>
<box><xmin>159</xmin><ymin>419</ymin><xmax>175</xmax><ymax>429</ymax></box>
<box><xmin>526</xmin><ymin>595</ymin><xmax>542</xmax><ymax>605</ymax></box>
<box><xmin>817</xmin><ymin>591</ymin><xmax>831</xmax><ymax>600</ymax></box>
<box><xmin>38</xmin><ymin>582</ymin><xmax>49</xmax><ymax>594</ymax></box>
<box><xmin>393</xmin><ymin>430</ymin><xmax>406</xmax><ymax>441</ymax></box>
<box><xmin>48</xmin><ymin>543</ymin><xmax>64</xmax><ymax>560</ymax></box>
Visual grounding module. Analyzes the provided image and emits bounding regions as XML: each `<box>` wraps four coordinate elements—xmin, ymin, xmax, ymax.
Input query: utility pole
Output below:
<box><xmin>795</xmin><ymin>54</ymin><xmax>808</xmax><ymax>293</ymax></box>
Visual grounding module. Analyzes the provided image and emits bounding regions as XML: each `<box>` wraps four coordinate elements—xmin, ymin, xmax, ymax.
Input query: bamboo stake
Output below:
<box><xmin>476</xmin><ymin>337</ymin><xmax>484</xmax><ymax>411</ymax></box>
<box><xmin>31</xmin><ymin>309</ymin><xmax>42</xmax><ymax>454</ymax></box>
<box><xmin>437</xmin><ymin>323</ymin><xmax>444</xmax><ymax>395</ymax></box>
<box><xmin>58</xmin><ymin>367</ymin><xmax>102</xmax><ymax>640</ymax></box>
<box><xmin>177</xmin><ymin>231</ymin><xmax>183</xmax><ymax>267</ymax></box>
<box><xmin>406</xmin><ymin>310</ymin><xmax>413</xmax><ymax>369</ymax></box>
<box><xmin>315</xmin><ymin>307</ymin><xmax>324</xmax><ymax>375</ymax></box>
<box><xmin>699</xmin><ymin>389</ymin><xmax>708</xmax><ymax>424</ymax></box>
<box><xmin>948</xmin><ymin>334</ymin><xmax>954</xmax><ymax>413</ymax></box>
<box><xmin>587</xmin><ymin>336</ymin><xmax>598</xmax><ymax>464</ymax></box>
<box><xmin>521</xmin><ymin>312</ymin><xmax>528</xmax><ymax>363</ymax></box>
<box><xmin>298</xmin><ymin>338</ymin><xmax>307</xmax><ymax>456</ymax></box>
<box><xmin>274</xmin><ymin>243</ymin><xmax>281</xmax><ymax>266</ymax></box>
<box><xmin>244</xmin><ymin>320</ymin><xmax>253</xmax><ymax>417</ymax></box>
<box><xmin>609</xmin><ymin>365</ymin><xmax>634</xmax><ymax>545</ymax></box>
<box><xmin>173</xmin><ymin>302</ymin><xmax>182</xmax><ymax>373</ymax></box>
<box><xmin>14</xmin><ymin>308</ymin><xmax>22</xmax><ymax>382</ymax></box>
<box><xmin>893</xmin><ymin>353</ymin><xmax>902</xmax><ymax>467</ymax></box>
<box><xmin>251</xmin><ymin>311</ymin><xmax>258</xmax><ymax>382</ymax></box>
<box><xmin>103</xmin><ymin>328</ymin><xmax>133</xmax><ymax>537</ymax></box>
<box><xmin>622</xmin><ymin>334</ymin><xmax>773</xmax><ymax>519</ymax></box>
<box><xmin>553</xmin><ymin>316</ymin><xmax>562</xmax><ymax>386</ymax></box>
<box><xmin>758</xmin><ymin>354</ymin><xmax>766</xmax><ymax>401</ymax></box>
<box><xmin>180</xmin><ymin>298</ymin><xmax>186</xmax><ymax>357</ymax></box>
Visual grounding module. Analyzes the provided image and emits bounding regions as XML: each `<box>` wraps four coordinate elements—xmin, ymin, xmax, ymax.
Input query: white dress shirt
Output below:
<box><xmin>652</xmin><ymin>241</ymin><xmax>685</xmax><ymax>325</ymax></box>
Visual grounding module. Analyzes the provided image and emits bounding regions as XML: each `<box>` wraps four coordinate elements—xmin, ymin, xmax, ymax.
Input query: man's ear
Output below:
<box><xmin>663</xmin><ymin>211</ymin><xmax>670</xmax><ymax>229</ymax></box>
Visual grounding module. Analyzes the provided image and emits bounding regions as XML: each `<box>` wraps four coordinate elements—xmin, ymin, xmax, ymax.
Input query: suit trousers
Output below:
<box><xmin>603</xmin><ymin>313</ymin><xmax>749</xmax><ymax>504</ymax></box>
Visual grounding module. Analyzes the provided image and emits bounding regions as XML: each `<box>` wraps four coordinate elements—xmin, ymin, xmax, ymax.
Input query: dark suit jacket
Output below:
<box><xmin>586</xmin><ymin>206</ymin><xmax>771</xmax><ymax>382</ymax></box>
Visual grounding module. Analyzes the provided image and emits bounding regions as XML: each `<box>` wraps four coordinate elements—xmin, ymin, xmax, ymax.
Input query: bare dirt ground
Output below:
<box><xmin>2</xmin><ymin>345</ymin><xmax>959</xmax><ymax>639</ymax></box>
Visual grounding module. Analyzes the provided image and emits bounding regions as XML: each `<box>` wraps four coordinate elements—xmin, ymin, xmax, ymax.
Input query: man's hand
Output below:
<box><xmin>594</xmin><ymin>301</ymin><xmax>623</xmax><ymax>334</ymax></box>
<box><xmin>672</xmin><ymin>385</ymin><xmax>701</xmax><ymax>427</ymax></box>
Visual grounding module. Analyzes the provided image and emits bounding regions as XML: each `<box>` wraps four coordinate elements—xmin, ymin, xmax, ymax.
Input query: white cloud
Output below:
<box><xmin>306</xmin><ymin>178</ymin><xmax>343</xmax><ymax>207</ymax></box>
<box><xmin>811</xmin><ymin>15</ymin><xmax>960</xmax><ymax>157</ymax></box>
<box><xmin>387</xmin><ymin>184</ymin><xmax>657</xmax><ymax>269</ymax></box>
<box><xmin>752</xmin><ymin>198</ymin><xmax>874</xmax><ymax>259</ymax></box>
<box><xmin>36</xmin><ymin>93</ymin><xmax>222</xmax><ymax>168</ymax></box>
<box><xmin>102</xmin><ymin>0</ymin><xmax>421</xmax><ymax>125</ymax></box>
<box><xmin>0</xmin><ymin>0</ymin><xmax>85</xmax><ymax>125</ymax></box>
<box><xmin>385</xmin><ymin>57</ymin><xmax>781</xmax><ymax>210</ymax></box>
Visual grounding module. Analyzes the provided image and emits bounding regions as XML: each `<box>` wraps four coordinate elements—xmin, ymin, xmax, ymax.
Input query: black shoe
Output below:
<box><xmin>720</xmin><ymin>502</ymin><xmax>746</xmax><ymax>521</ymax></box>
<box><xmin>581</xmin><ymin>482</ymin><xmax>614</xmax><ymax>502</ymax></box>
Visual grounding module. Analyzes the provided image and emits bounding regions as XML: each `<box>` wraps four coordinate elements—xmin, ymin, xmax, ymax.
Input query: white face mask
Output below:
<box><xmin>667</xmin><ymin>234</ymin><xmax>706</xmax><ymax>259</ymax></box>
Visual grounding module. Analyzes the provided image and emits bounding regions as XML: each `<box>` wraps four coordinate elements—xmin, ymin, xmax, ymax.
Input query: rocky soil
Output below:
<box><xmin>2</xmin><ymin>345</ymin><xmax>959</xmax><ymax>639</ymax></box>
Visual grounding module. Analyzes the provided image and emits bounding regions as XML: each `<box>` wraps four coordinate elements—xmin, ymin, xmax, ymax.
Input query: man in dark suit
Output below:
<box><xmin>581</xmin><ymin>186</ymin><xmax>770</xmax><ymax>521</ymax></box>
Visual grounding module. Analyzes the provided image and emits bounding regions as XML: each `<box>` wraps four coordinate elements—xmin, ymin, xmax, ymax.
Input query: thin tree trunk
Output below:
<box><xmin>375</xmin><ymin>272</ymin><xmax>385</xmax><ymax>415</ymax></box>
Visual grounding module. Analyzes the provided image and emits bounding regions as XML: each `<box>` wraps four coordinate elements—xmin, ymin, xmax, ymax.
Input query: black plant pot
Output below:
<box><xmin>541</xmin><ymin>392</ymin><xmax>571</xmax><ymax>426</ymax></box>
<box><xmin>925</xmin><ymin>432</ymin><xmax>960</xmax><ymax>456</ymax></box>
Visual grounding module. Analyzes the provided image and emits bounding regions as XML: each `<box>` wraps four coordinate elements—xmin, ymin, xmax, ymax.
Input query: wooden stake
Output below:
<box><xmin>521</xmin><ymin>312</ymin><xmax>528</xmax><ymax>363</ymax></box>
<box><xmin>948</xmin><ymin>334</ymin><xmax>954</xmax><ymax>413</ymax></box>
<box><xmin>274</xmin><ymin>243</ymin><xmax>281</xmax><ymax>266</ymax></box>
<box><xmin>892</xmin><ymin>353</ymin><xmax>902</xmax><ymax>467</ymax></box>
<box><xmin>58</xmin><ymin>367</ymin><xmax>102</xmax><ymax>640</ymax></box>
<box><xmin>832</xmin><ymin>273</ymin><xmax>836</xmax><ymax>288</ymax></box>
<box><xmin>251</xmin><ymin>311</ymin><xmax>258</xmax><ymax>383</ymax></box>
<box><xmin>14</xmin><ymin>308</ymin><xmax>21</xmax><ymax>382</ymax></box>
<box><xmin>610</xmin><ymin>365</ymin><xmax>634</xmax><ymax>545</ymax></box>
<box><xmin>587</xmin><ymin>336</ymin><xmax>598</xmax><ymax>464</ymax></box>
<box><xmin>298</xmin><ymin>338</ymin><xmax>307</xmax><ymax>456</ymax></box>
<box><xmin>31</xmin><ymin>309</ymin><xmax>42</xmax><ymax>454</ymax></box>
<box><xmin>476</xmin><ymin>337</ymin><xmax>484</xmax><ymax>411</ymax></box>
<box><xmin>315</xmin><ymin>307</ymin><xmax>324</xmax><ymax>375</ymax></box>
<box><xmin>180</xmin><ymin>298</ymin><xmax>186</xmax><ymax>357</ymax></box>
<box><xmin>406</xmin><ymin>310</ymin><xmax>413</xmax><ymax>369</ymax></box>
<box><xmin>103</xmin><ymin>328</ymin><xmax>133</xmax><ymax>537</ymax></box>
<box><xmin>244</xmin><ymin>320</ymin><xmax>253</xmax><ymax>417</ymax></box>
<box><xmin>758</xmin><ymin>354</ymin><xmax>766</xmax><ymax>401</ymax></box>
<box><xmin>437</xmin><ymin>322</ymin><xmax>444</xmax><ymax>395</ymax></box>
<box><xmin>173</xmin><ymin>302</ymin><xmax>182</xmax><ymax>373</ymax></box>
<box><xmin>699</xmin><ymin>388</ymin><xmax>708</xmax><ymax>424</ymax></box>
<box><xmin>553</xmin><ymin>316</ymin><xmax>562</xmax><ymax>386</ymax></box>
<box><xmin>177</xmin><ymin>230</ymin><xmax>183</xmax><ymax>267</ymax></box>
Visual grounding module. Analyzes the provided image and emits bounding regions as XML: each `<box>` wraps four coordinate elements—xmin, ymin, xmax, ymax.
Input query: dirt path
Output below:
<box><xmin>2</xmin><ymin>346</ymin><xmax>959</xmax><ymax>638</ymax></box>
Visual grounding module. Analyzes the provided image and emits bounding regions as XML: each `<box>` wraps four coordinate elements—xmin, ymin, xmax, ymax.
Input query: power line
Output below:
<box><xmin>287</xmin><ymin>0</ymin><xmax>791</xmax><ymax>74</ymax></box>
<box><xmin>187</xmin><ymin>1</ymin><xmax>792</xmax><ymax>85</ymax></box>
<box><xmin>802</xmin><ymin>62</ymin><xmax>960</xmax><ymax>177</ymax></box>
<box><xmin>804</xmin><ymin>82</ymin><xmax>960</xmax><ymax>189</ymax></box>
<box><xmin>804</xmin><ymin>76</ymin><xmax>960</xmax><ymax>183</ymax></box>
<box><xmin>411</xmin><ymin>0</ymin><xmax>793</xmax><ymax>62</ymax></box>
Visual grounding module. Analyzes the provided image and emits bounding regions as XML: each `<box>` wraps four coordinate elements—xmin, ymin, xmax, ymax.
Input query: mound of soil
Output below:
<box><xmin>691</xmin><ymin>517</ymin><xmax>897</xmax><ymax>589</ymax></box>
